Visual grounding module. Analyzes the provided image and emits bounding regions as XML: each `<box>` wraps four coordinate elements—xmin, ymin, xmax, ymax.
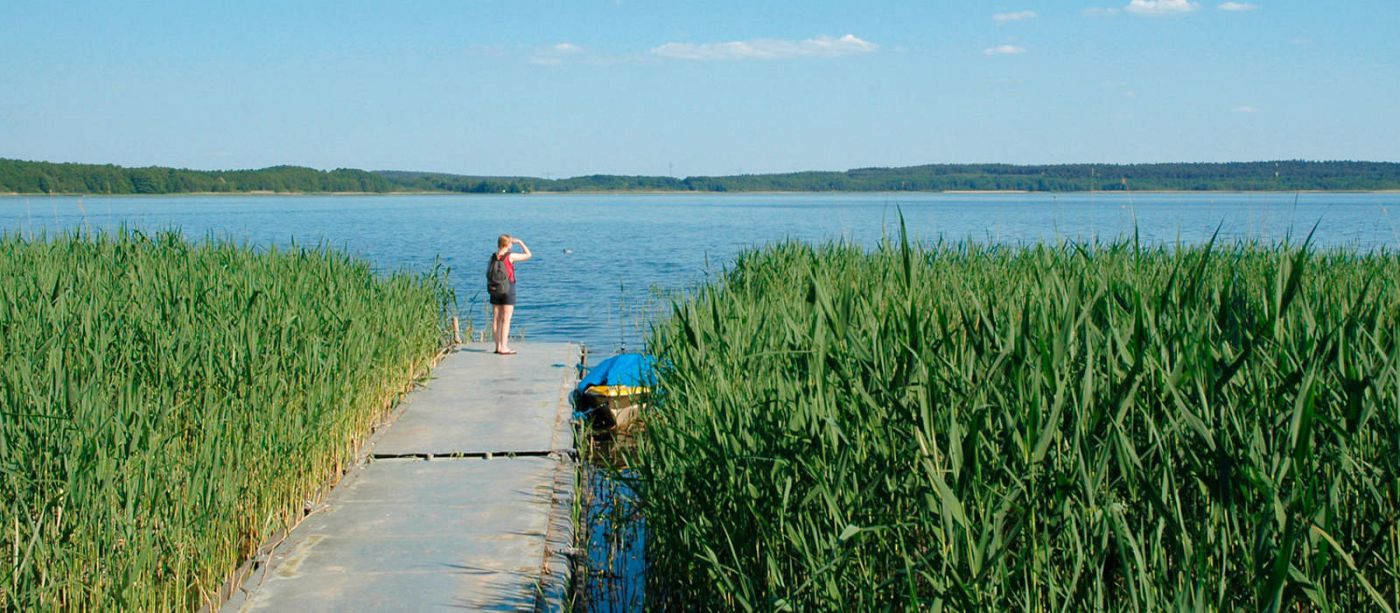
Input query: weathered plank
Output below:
<box><xmin>224</xmin><ymin>343</ymin><xmax>579</xmax><ymax>612</ymax></box>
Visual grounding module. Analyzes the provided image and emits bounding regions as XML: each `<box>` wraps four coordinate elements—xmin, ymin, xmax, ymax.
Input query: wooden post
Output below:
<box><xmin>451</xmin><ymin>316</ymin><xmax>462</xmax><ymax>345</ymax></box>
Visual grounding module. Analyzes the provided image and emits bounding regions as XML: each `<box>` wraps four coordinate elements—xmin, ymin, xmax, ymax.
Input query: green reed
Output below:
<box><xmin>0</xmin><ymin>230</ymin><xmax>455</xmax><ymax>610</ymax></box>
<box><xmin>632</xmin><ymin>232</ymin><xmax>1400</xmax><ymax>610</ymax></box>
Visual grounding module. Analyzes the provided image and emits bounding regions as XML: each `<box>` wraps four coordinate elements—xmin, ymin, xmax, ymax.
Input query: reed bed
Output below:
<box><xmin>0</xmin><ymin>230</ymin><xmax>455</xmax><ymax>610</ymax></box>
<box><xmin>633</xmin><ymin>231</ymin><xmax>1400</xmax><ymax>610</ymax></box>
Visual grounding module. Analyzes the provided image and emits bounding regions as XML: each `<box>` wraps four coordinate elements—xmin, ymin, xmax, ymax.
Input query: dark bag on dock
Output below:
<box><xmin>487</xmin><ymin>254</ymin><xmax>509</xmax><ymax>294</ymax></box>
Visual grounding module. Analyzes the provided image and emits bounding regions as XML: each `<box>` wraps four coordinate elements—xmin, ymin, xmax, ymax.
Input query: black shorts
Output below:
<box><xmin>489</xmin><ymin>284</ymin><xmax>516</xmax><ymax>306</ymax></box>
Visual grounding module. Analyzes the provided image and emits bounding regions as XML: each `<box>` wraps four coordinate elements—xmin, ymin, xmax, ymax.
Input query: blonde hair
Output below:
<box><xmin>497</xmin><ymin>234</ymin><xmax>511</xmax><ymax>249</ymax></box>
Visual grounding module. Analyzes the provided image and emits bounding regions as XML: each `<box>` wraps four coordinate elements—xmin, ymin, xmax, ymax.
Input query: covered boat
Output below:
<box><xmin>575</xmin><ymin>353</ymin><xmax>657</xmax><ymax>430</ymax></box>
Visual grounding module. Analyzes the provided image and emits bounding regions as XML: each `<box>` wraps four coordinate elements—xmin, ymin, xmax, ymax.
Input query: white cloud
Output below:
<box><xmin>531</xmin><ymin>42</ymin><xmax>589</xmax><ymax>65</ymax></box>
<box><xmin>1218</xmin><ymin>2</ymin><xmax>1259</xmax><ymax>11</ymax></box>
<box><xmin>649</xmin><ymin>34</ymin><xmax>876</xmax><ymax>61</ymax></box>
<box><xmin>984</xmin><ymin>44</ymin><xmax>1027</xmax><ymax>56</ymax></box>
<box><xmin>1232</xmin><ymin>105</ymin><xmax>1257</xmax><ymax>113</ymax></box>
<box><xmin>1125</xmin><ymin>0</ymin><xmax>1200</xmax><ymax>16</ymax></box>
<box><xmin>993</xmin><ymin>10</ymin><xmax>1038</xmax><ymax>22</ymax></box>
<box><xmin>1083</xmin><ymin>7</ymin><xmax>1122</xmax><ymax>16</ymax></box>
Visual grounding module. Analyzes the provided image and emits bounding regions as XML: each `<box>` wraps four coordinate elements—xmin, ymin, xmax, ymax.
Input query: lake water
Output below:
<box><xmin>3</xmin><ymin>192</ymin><xmax>1398</xmax><ymax>352</ymax></box>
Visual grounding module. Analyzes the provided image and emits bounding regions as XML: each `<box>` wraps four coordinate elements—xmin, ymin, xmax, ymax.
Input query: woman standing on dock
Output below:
<box><xmin>487</xmin><ymin>234</ymin><xmax>531</xmax><ymax>354</ymax></box>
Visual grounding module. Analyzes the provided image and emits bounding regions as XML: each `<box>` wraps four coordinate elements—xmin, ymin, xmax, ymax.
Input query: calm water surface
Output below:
<box><xmin>3</xmin><ymin>192</ymin><xmax>1397</xmax><ymax>351</ymax></box>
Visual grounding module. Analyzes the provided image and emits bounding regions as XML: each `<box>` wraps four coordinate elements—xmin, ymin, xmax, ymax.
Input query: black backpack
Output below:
<box><xmin>486</xmin><ymin>254</ymin><xmax>509</xmax><ymax>294</ymax></box>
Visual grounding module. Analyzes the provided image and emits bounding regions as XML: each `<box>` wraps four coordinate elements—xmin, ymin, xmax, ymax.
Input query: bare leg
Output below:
<box><xmin>492</xmin><ymin>304</ymin><xmax>504</xmax><ymax>352</ymax></box>
<box><xmin>499</xmin><ymin>304</ymin><xmax>515</xmax><ymax>353</ymax></box>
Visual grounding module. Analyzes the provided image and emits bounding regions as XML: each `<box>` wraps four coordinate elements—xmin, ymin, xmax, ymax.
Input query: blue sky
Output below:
<box><xmin>1</xmin><ymin>0</ymin><xmax>1396</xmax><ymax>176</ymax></box>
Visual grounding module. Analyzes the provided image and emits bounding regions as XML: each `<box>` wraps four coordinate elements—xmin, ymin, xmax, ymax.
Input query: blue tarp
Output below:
<box><xmin>577</xmin><ymin>353</ymin><xmax>658</xmax><ymax>393</ymax></box>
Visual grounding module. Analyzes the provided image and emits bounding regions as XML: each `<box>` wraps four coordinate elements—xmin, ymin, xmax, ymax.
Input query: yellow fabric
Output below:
<box><xmin>584</xmin><ymin>385</ymin><xmax>648</xmax><ymax>397</ymax></box>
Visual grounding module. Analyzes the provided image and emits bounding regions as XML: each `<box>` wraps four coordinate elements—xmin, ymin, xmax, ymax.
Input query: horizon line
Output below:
<box><xmin>5</xmin><ymin>156</ymin><xmax>1400</xmax><ymax>182</ymax></box>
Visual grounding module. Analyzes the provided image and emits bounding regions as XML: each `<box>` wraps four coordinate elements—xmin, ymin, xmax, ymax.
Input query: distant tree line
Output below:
<box><xmin>0</xmin><ymin>159</ymin><xmax>395</xmax><ymax>194</ymax></box>
<box><xmin>373</xmin><ymin>171</ymin><xmax>537</xmax><ymax>194</ymax></box>
<box><xmin>378</xmin><ymin>161</ymin><xmax>1400</xmax><ymax>193</ymax></box>
<box><xmin>4</xmin><ymin>158</ymin><xmax>1399</xmax><ymax>195</ymax></box>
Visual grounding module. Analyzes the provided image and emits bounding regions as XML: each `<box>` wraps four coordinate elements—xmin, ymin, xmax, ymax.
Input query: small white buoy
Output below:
<box><xmin>563</xmin><ymin>248</ymin><xmax>573</xmax><ymax>255</ymax></box>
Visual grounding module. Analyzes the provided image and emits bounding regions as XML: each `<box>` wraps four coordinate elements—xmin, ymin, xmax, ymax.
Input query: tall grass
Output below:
<box><xmin>0</xmin><ymin>230</ymin><xmax>455</xmax><ymax>609</ymax></box>
<box><xmin>633</xmin><ymin>233</ymin><xmax>1400</xmax><ymax>610</ymax></box>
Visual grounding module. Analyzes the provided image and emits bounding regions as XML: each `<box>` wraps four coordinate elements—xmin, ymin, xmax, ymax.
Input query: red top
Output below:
<box><xmin>499</xmin><ymin>253</ymin><xmax>516</xmax><ymax>283</ymax></box>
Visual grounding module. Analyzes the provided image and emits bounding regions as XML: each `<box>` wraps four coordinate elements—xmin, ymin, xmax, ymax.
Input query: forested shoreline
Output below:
<box><xmin>4</xmin><ymin>157</ymin><xmax>1399</xmax><ymax>195</ymax></box>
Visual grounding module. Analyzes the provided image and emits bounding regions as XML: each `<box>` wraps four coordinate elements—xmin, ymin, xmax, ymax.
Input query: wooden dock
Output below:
<box><xmin>223</xmin><ymin>343</ymin><xmax>580</xmax><ymax>612</ymax></box>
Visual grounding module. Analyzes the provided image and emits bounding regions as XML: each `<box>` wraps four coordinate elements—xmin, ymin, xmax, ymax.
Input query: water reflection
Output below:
<box><xmin>578</xmin><ymin>435</ymin><xmax>646</xmax><ymax>612</ymax></box>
